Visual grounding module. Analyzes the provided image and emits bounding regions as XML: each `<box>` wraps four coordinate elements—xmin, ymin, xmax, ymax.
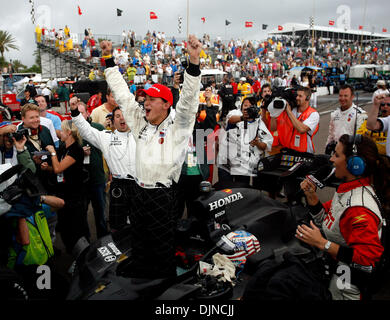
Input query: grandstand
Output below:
<box><xmin>268</xmin><ymin>22</ymin><xmax>390</xmax><ymax>45</ymax></box>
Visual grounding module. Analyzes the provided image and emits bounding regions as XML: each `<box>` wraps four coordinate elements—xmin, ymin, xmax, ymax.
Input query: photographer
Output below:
<box><xmin>17</xmin><ymin>104</ymin><xmax>56</xmax><ymax>191</ymax></box>
<box><xmin>258</xmin><ymin>84</ymin><xmax>282</xmax><ymax>156</ymax></box>
<box><xmin>270</xmin><ymin>86</ymin><xmax>319</xmax><ymax>153</ymax></box>
<box><xmin>0</xmin><ymin>126</ymin><xmax>35</xmax><ymax>173</ymax></box>
<box><xmin>218</xmin><ymin>76</ymin><xmax>235</xmax><ymax>120</ymax></box>
<box><xmin>217</xmin><ymin>97</ymin><xmax>273</xmax><ymax>187</ymax></box>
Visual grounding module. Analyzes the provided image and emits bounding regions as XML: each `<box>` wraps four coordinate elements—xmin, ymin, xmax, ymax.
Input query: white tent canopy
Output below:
<box><xmin>268</xmin><ymin>22</ymin><xmax>390</xmax><ymax>40</ymax></box>
<box><xmin>12</xmin><ymin>77</ymin><xmax>30</xmax><ymax>88</ymax></box>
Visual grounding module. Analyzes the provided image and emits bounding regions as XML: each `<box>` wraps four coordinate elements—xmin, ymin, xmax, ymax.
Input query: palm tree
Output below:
<box><xmin>11</xmin><ymin>59</ymin><xmax>26</xmax><ymax>72</ymax></box>
<box><xmin>0</xmin><ymin>30</ymin><xmax>19</xmax><ymax>59</ymax></box>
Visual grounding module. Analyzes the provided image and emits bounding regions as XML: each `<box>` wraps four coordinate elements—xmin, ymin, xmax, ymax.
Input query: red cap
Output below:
<box><xmin>142</xmin><ymin>84</ymin><xmax>173</xmax><ymax>106</ymax></box>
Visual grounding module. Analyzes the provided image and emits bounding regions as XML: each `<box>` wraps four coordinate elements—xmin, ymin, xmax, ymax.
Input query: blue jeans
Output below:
<box><xmin>85</xmin><ymin>183</ymin><xmax>108</xmax><ymax>239</ymax></box>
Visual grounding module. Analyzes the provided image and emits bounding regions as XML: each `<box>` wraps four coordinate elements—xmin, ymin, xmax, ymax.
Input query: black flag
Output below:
<box><xmin>225</xmin><ymin>20</ymin><xmax>231</xmax><ymax>26</ymax></box>
<box><xmin>262</xmin><ymin>24</ymin><xmax>268</xmax><ymax>30</ymax></box>
<box><xmin>117</xmin><ymin>8</ymin><xmax>123</xmax><ymax>16</ymax></box>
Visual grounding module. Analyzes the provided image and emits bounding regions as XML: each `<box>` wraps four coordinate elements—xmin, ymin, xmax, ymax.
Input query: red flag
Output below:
<box><xmin>278</xmin><ymin>25</ymin><xmax>283</xmax><ymax>31</ymax></box>
<box><xmin>329</xmin><ymin>20</ymin><xmax>335</xmax><ymax>26</ymax></box>
<box><xmin>245</xmin><ymin>21</ymin><xmax>253</xmax><ymax>28</ymax></box>
<box><xmin>383</xmin><ymin>28</ymin><xmax>388</xmax><ymax>33</ymax></box>
<box><xmin>359</xmin><ymin>25</ymin><xmax>363</xmax><ymax>30</ymax></box>
<box><xmin>78</xmin><ymin>5</ymin><xmax>82</xmax><ymax>15</ymax></box>
<box><xmin>150</xmin><ymin>11</ymin><xmax>158</xmax><ymax>20</ymax></box>
<box><xmin>201</xmin><ymin>17</ymin><xmax>206</xmax><ymax>23</ymax></box>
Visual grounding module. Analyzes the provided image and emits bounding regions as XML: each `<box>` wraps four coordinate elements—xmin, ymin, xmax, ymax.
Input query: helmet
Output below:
<box><xmin>217</xmin><ymin>230</ymin><xmax>261</xmax><ymax>268</ymax></box>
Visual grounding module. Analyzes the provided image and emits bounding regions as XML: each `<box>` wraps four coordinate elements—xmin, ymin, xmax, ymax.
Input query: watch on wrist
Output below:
<box><xmin>324</xmin><ymin>240</ymin><xmax>331</xmax><ymax>252</ymax></box>
<box><xmin>40</xmin><ymin>195</ymin><xmax>46</xmax><ymax>204</ymax></box>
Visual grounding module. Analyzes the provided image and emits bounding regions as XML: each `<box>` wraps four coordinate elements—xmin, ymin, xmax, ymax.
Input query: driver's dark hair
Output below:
<box><xmin>339</xmin><ymin>134</ymin><xmax>390</xmax><ymax>216</ymax></box>
<box><xmin>339</xmin><ymin>84</ymin><xmax>355</xmax><ymax>96</ymax></box>
<box><xmin>111</xmin><ymin>106</ymin><xmax>121</xmax><ymax>121</ymax></box>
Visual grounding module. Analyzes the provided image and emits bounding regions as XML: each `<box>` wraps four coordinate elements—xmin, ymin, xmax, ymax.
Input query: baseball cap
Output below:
<box><xmin>377</xmin><ymin>80</ymin><xmax>386</xmax><ymax>86</ymax></box>
<box><xmin>142</xmin><ymin>84</ymin><xmax>173</xmax><ymax>106</ymax></box>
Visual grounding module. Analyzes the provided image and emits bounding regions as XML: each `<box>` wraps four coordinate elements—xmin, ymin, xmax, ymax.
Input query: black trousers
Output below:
<box><xmin>108</xmin><ymin>178</ymin><xmax>135</xmax><ymax>232</ymax></box>
<box><xmin>127</xmin><ymin>182</ymin><xmax>178</xmax><ymax>279</ymax></box>
<box><xmin>57</xmin><ymin>192</ymin><xmax>89</xmax><ymax>255</ymax></box>
<box><xmin>177</xmin><ymin>174</ymin><xmax>204</xmax><ymax>219</ymax></box>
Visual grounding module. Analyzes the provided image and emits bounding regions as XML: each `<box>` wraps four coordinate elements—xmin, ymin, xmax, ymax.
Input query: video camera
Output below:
<box><xmin>6</xmin><ymin>128</ymin><xmax>30</xmax><ymax>141</ymax></box>
<box><xmin>262</xmin><ymin>87</ymin><xmax>298</xmax><ymax>111</ymax></box>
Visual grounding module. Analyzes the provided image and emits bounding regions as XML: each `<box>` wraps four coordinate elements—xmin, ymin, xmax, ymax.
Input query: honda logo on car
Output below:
<box><xmin>209</xmin><ymin>192</ymin><xmax>244</xmax><ymax>211</ymax></box>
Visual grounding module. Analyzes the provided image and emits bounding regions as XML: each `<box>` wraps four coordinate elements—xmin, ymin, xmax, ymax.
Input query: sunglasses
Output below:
<box><xmin>380</xmin><ymin>103</ymin><xmax>390</xmax><ymax>107</ymax></box>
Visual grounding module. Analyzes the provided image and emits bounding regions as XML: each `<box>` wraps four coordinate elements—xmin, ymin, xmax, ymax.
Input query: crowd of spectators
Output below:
<box><xmin>0</xmin><ymin>26</ymin><xmax>389</xmax><ymax>300</ymax></box>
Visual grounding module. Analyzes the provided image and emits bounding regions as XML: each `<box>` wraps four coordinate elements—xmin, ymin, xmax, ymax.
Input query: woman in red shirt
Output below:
<box><xmin>298</xmin><ymin>134</ymin><xmax>390</xmax><ymax>300</ymax></box>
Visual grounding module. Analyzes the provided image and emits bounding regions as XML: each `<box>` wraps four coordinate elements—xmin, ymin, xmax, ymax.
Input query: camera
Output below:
<box><xmin>7</xmin><ymin>128</ymin><xmax>29</xmax><ymax>141</ymax></box>
<box><xmin>246</xmin><ymin>105</ymin><xmax>260</xmax><ymax>119</ymax></box>
<box><xmin>262</xmin><ymin>87</ymin><xmax>298</xmax><ymax>111</ymax></box>
<box><xmin>179</xmin><ymin>56</ymin><xmax>189</xmax><ymax>83</ymax></box>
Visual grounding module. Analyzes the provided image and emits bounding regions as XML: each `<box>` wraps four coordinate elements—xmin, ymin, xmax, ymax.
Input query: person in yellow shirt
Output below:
<box><xmin>357</xmin><ymin>102</ymin><xmax>390</xmax><ymax>155</ymax></box>
<box><xmin>199</xmin><ymin>48</ymin><xmax>207</xmax><ymax>60</ymax></box>
<box><xmin>89</xmin><ymin>69</ymin><xmax>96</xmax><ymax>81</ymax></box>
<box><xmin>65</xmin><ymin>37</ymin><xmax>73</xmax><ymax>51</ymax></box>
<box><xmin>35</xmin><ymin>25</ymin><xmax>42</xmax><ymax>43</ymax></box>
<box><xmin>144</xmin><ymin>63</ymin><xmax>151</xmax><ymax>77</ymax></box>
<box><xmin>237</xmin><ymin>77</ymin><xmax>253</xmax><ymax>100</ymax></box>
<box><xmin>58</xmin><ymin>39</ymin><xmax>65</xmax><ymax>53</ymax></box>
<box><xmin>64</xmin><ymin>25</ymin><xmax>70</xmax><ymax>38</ymax></box>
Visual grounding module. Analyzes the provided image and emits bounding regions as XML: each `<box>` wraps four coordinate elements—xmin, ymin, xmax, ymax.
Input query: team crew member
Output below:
<box><xmin>298</xmin><ymin>134</ymin><xmax>390</xmax><ymax>300</ymax></box>
<box><xmin>357</xmin><ymin>94</ymin><xmax>389</xmax><ymax>156</ymax></box>
<box><xmin>325</xmin><ymin>85</ymin><xmax>366</xmax><ymax>155</ymax></box>
<box><xmin>271</xmin><ymin>86</ymin><xmax>319</xmax><ymax>153</ymax></box>
<box><xmin>70</xmin><ymin>97</ymin><xmax>136</xmax><ymax>232</ymax></box>
<box><xmin>366</xmin><ymin>93</ymin><xmax>390</xmax><ymax>157</ymax></box>
<box><xmin>100</xmin><ymin>34</ymin><xmax>202</xmax><ymax>279</ymax></box>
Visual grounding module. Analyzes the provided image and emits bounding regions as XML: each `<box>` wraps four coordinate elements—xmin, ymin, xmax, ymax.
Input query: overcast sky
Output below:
<box><xmin>1</xmin><ymin>0</ymin><xmax>389</xmax><ymax>67</ymax></box>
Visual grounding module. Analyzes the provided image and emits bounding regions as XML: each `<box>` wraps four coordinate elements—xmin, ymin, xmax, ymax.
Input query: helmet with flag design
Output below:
<box><xmin>216</xmin><ymin>230</ymin><xmax>261</xmax><ymax>268</ymax></box>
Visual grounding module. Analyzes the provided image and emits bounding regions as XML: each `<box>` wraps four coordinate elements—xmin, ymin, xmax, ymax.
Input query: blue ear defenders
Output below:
<box><xmin>346</xmin><ymin>134</ymin><xmax>366</xmax><ymax>176</ymax></box>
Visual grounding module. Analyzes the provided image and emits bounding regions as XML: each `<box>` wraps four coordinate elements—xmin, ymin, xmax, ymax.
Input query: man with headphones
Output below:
<box><xmin>270</xmin><ymin>86</ymin><xmax>319</xmax><ymax>153</ymax></box>
<box><xmin>367</xmin><ymin>92</ymin><xmax>390</xmax><ymax>157</ymax></box>
<box><xmin>69</xmin><ymin>96</ymin><xmax>136</xmax><ymax>233</ymax></box>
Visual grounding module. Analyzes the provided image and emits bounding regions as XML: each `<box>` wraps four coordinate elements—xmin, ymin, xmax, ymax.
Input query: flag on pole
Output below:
<box><xmin>117</xmin><ymin>8</ymin><xmax>123</xmax><ymax>16</ymax></box>
<box><xmin>329</xmin><ymin>20</ymin><xmax>335</xmax><ymax>26</ymax></box>
<box><xmin>383</xmin><ymin>28</ymin><xmax>388</xmax><ymax>33</ymax></box>
<box><xmin>78</xmin><ymin>5</ymin><xmax>82</xmax><ymax>16</ymax></box>
<box><xmin>150</xmin><ymin>11</ymin><xmax>158</xmax><ymax>20</ymax></box>
<box><xmin>278</xmin><ymin>25</ymin><xmax>283</xmax><ymax>31</ymax></box>
<box><xmin>245</xmin><ymin>21</ymin><xmax>253</xmax><ymax>28</ymax></box>
<box><xmin>262</xmin><ymin>24</ymin><xmax>268</xmax><ymax>30</ymax></box>
<box><xmin>225</xmin><ymin>20</ymin><xmax>231</xmax><ymax>26</ymax></box>
<box><xmin>359</xmin><ymin>25</ymin><xmax>363</xmax><ymax>30</ymax></box>
<box><xmin>201</xmin><ymin>17</ymin><xmax>206</xmax><ymax>23</ymax></box>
